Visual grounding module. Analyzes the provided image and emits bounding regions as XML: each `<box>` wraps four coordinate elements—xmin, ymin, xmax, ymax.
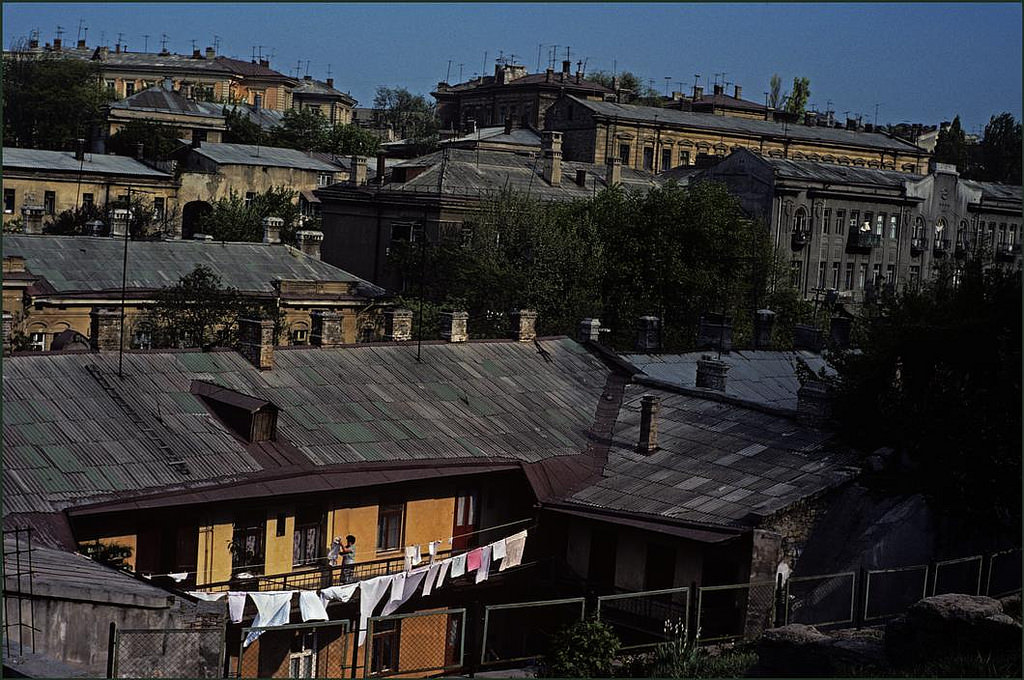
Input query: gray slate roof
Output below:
<box><xmin>568</xmin><ymin>96</ymin><xmax>924</xmax><ymax>153</ymax></box>
<box><xmin>3</xmin><ymin>147</ymin><xmax>172</xmax><ymax>179</ymax></box>
<box><xmin>624</xmin><ymin>350</ymin><xmax>834</xmax><ymax>411</ymax></box>
<box><xmin>566</xmin><ymin>384</ymin><xmax>854</xmax><ymax>526</ymax></box>
<box><xmin>192</xmin><ymin>142</ymin><xmax>341</xmax><ymax>171</ymax></box>
<box><xmin>197</xmin><ymin>102</ymin><xmax>287</xmax><ymax>131</ymax></box>
<box><xmin>442</xmin><ymin>126</ymin><xmax>542</xmax><ymax>148</ymax></box>
<box><xmin>3</xmin><ymin>235</ymin><xmax>377</xmax><ymax>294</ymax></box>
<box><xmin>961</xmin><ymin>179</ymin><xmax>1023</xmax><ymax>203</ymax></box>
<box><xmin>109</xmin><ymin>86</ymin><xmax>223</xmax><ymax>118</ymax></box>
<box><xmin>761</xmin><ymin>156</ymin><xmax>917</xmax><ymax>188</ymax></box>
<box><xmin>3</xmin><ymin>338</ymin><xmax>608</xmax><ymax>514</ymax></box>
<box><xmin>25</xmin><ymin>45</ymin><xmax>235</xmax><ymax>74</ymax></box>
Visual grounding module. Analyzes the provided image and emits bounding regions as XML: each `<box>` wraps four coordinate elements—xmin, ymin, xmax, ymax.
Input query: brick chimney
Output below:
<box><xmin>693</xmin><ymin>84</ymin><xmax>703</xmax><ymax>100</ymax></box>
<box><xmin>352</xmin><ymin>156</ymin><xmax>367</xmax><ymax>185</ymax></box>
<box><xmin>697</xmin><ymin>313</ymin><xmax>732</xmax><ymax>351</ymax></box>
<box><xmin>295</xmin><ymin>229</ymin><xmax>323</xmax><ymax>260</ymax></box>
<box><xmin>797</xmin><ymin>379</ymin><xmax>832</xmax><ymax>428</ymax></box>
<box><xmin>206</xmin><ymin>46</ymin><xmax>215</xmax><ymax>58</ymax></box>
<box><xmin>713</xmin><ymin>83</ymin><xmax>724</xmax><ymax>96</ymax></box>
<box><xmin>77</xmin><ymin>38</ymin><xmax>87</xmax><ymax>49</ymax></box>
<box><xmin>262</xmin><ymin>216</ymin><xmax>283</xmax><ymax>244</ymax></box>
<box><xmin>326</xmin><ymin>77</ymin><xmax>334</xmax><ymax>89</ymax></box>
<box><xmin>440</xmin><ymin>311</ymin><xmax>468</xmax><ymax>343</ymax></box>
<box><xmin>696</xmin><ymin>354</ymin><xmax>730</xmax><ymax>391</ymax></box>
<box><xmin>542</xmin><ymin>131</ymin><xmax>562</xmax><ymax>187</ymax></box>
<box><xmin>311</xmin><ymin>310</ymin><xmax>344</xmax><ymax>347</ymax></box>
<box><xmin>53</xmin><ymin>37</ymin><xmax>62</xmax><ymax>51</ymax></box>
<box><xmin>578</xmin><ymin>318</ymin><xmax>601</xmax><ymax>343</ymax></box>
<box><xmin>605</xmin><ymin>157</ymin><xmax>622</xmax><ymax>186</ymax></box>
<box><xmin>21</xmin><ymin>205</ymin><xmax>45</xmax><ymax>235</ymax></box>
<box><xmin>734</xmin><ymin>85</ymin><xmax>742</xmax><ymax>99</ymax></box>
<box><xmin>238</xmin><ymin>318</ymin><xmax>275</xmax><ymax>370</ymax></box>
<box><xmin>752</xmin><ymin>309</ymin><xmax>776</xmax><ymax>349</ymax></box>
<box><xmin>384</xmin><ymin>308</ymin><xmax>413</xmax><ymax>341</ymax></box>
<box><xmin>89</xmin><ymin>307</ymin><xmax>122</xmax><ymax>351</ymax></box>
<box><xmin>510</xmin><ymin>310</ymin><xmax>537</xmax><ymax>342</ymax></box>
<box><xmin>74</xmin><ymin>138</ymin><xmax>86</xmax><ymax>162</ymax></box>
<box><xmin>636</xmin><ymin>315</ymin><xmax>661</xmax><ymax>352</ymax></box>
<box><xmin>637</xmin><ymin>395</ymin><xmax>661</xmax><ymax>454</ymax></box>
<box><xmin>193</xmin><ymin>48</ymin><xmax>202</xmax><ymax>59</ymax></box>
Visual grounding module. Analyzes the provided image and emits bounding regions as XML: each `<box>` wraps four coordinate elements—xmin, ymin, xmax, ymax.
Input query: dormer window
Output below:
<box><xmin>190</xmin><ymin>380</ymin><xmax>278</xmax><ymax>443</ymax></box>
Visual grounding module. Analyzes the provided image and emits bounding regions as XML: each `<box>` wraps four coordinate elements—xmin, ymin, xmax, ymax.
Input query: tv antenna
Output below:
<box><xmin>664</xmin><ymin>76</ymin><xmax>672</xmax><ymax>96</ymax></box>
<box><xmin>76</xmin><ymin>19</ymin><xmax>85</xmax><ymax>42</ymax></box>
<box><xmin>142</xmin><ymin>34</ymin><xmax>150</xmax><ymax>51</ymax></box>
<box><xmin>445</xmin><ymin>59</ymin><xmax>452</xmax><ymax>83</ymax></box>
<box><xmin>159</xmin><ymin>33</ymin><xmax>169</xmax><ymax>52</ymax></box>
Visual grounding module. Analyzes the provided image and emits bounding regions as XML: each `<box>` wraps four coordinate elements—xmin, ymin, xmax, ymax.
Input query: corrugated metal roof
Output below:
<box><xmin>109</xmin><ymin>86</ymin><xmax>223</xmax><ymax>117</ymax></box>
<box><xmin>193</xmin><ymin>141</ymin><xmax>342</xmax><ymax>171</ymax></box>
<box><xmin>3</xmin><ymin>147</ymin><xmax>173</xmax><ymax>179</ymax></box>
<box><xmin>568</xmin><ymin>96</ymin><xmax>924</xmax><ymax>153</ymax></box>
<box><xmin>3</xmin><ymin>234</ymin><xmax>379</xmax><ymax>294</ymax></box>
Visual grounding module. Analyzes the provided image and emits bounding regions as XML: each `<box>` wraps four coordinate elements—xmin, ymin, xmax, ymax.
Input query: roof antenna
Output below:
<box><xmin>76</xmin><ymin>18</ymin><xmax>85</xmax><ymax>42</ymax></box>
<box><xmin>304</xmin><ymin>60</ymin><xmax>310</xmax><ymax>77</ymax></box>
<box><xmin>159</xmin><ymin>33</ymin><xmax>169</xmax><ymax>53</ymax></box>
<box><xmin>142</xmin><ymin>34</ymin><xmax>150</xmax><ymax>52</ymax></box>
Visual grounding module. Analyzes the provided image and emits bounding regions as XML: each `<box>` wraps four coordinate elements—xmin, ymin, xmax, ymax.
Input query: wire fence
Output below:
<box><xmin>696</xmin><ymin>579</ymin><xmax>777</xmax><ymax>642</ymax></box>
<box><xmin>364</xmin><ymin>608</ymin><xmax>465</xmax><ymax>678</ymax></box>
<box><xmin>596</xmin><ymin>586</ymin><xmax>690</xmax><ymax>652</ymax></box>
<box><xmin>863</xmin><ymin>565</ymin><xmax>929</xmax><ymax>622</ymax></box>
<box><xmin>784</xmin><ymin>571</ymin><xmax>857</xmax><ymax>627</ymax></box>
<box><xmin>114</xmin><ymin>627</ymin><xmax>225</xmax><ymax>679</ymax></box>
<box><xmin>932</xmin><ymin>556</ymin><xmax>983</xmax><ymax>597</ymax></box>
<box><xmin>236</xmin><ymin>620</ymin><xmax>349</xmax><ymax>679</ymax></box>
<box><xmin>480</xmin><ymin>597</ymin><xmax>585</xmax><ymax>667</ymax></box>
<box><xmin>987</xmin><ymin>548</ymin><xmax>1023</xmax><ymax>598</ymax></box>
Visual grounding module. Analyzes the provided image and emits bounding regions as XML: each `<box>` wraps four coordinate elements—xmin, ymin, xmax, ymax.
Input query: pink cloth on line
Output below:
<box><xmin>466</xmin><ymin>547</ymin><xmax>483</xmax><ymax>572</ymax></box>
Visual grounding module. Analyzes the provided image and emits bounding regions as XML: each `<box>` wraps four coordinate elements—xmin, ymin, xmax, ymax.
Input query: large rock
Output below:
<box><xmin>886</xmin><ymin>593</ymin><xmax>1022</xmax><ymax>666</ymax></box>
<box><xmin>757</xmin><ymin>625</ymin><xmax>884</xmax><ymax>676</ymax></box>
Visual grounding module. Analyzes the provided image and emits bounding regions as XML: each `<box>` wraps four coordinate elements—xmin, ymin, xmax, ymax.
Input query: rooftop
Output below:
<box><xmin>293</xmin><ymin>77</ymin><xmax>357</xmax><ymax>104</ymax></box>
<box><xmin>191</xmin><ymin>141</ymin><xmax>343</xmax><ymax>171</ymax></box>
<box><xmin>2</xmin><ymin>234</ymin><xmax>381</xmax><ymax>295</ymax></box>
<box><xmin>2</xmin><ymin>147</ymin><xmax>173</xmax><ymax>179</ymax></box>
<box><xmin>436</xmin><ymin>71</ymin><xmax>612</xmax><ymax>95</ymax></box>
<box><xmin>109</xmin><ymin>85</ymin><xmax>224</xmax><ymax>118</ymax></box>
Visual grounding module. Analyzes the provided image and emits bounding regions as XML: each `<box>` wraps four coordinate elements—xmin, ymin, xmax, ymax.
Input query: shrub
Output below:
<box><xmin>540</xmin><ymin>618</ymin><xmax>621</xmax><ymax>678</ymax></box>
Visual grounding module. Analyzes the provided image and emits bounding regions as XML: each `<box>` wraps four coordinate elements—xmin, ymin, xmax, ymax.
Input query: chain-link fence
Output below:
<box><xmin>480</xmin><ymin>597</ymin><xmax>585</xmax><ymax>667</ymax></box>
<box><xmin>863</xmin><ymin>565</ymin><xmax>929</xmax><ymax>622</ymax></box>
<box><xmin>363</xmin><ymin>608</ymin><xmax>465</xmax><ymax>678</ymax></box>
<box><xmin>986</xmin><ymin>548</ymin><xmax>1022</xmax><ymax>598</ymax></box>
<box><xmin>696</xmin><ymin>580</ymin><xmax>776</xmax><ymax>643</ymax></box>
<box><xmin>596</xmin><ymin>586</ymin><xmax>690</xmax><ymax>652</ymax></box>
<box><xmin>236</xmin><ymin>620</ymin><xmax>349</xmax><ymax>679</ymax></box>
<box><xmin>784</xmin><ymin>571</ymin><xmax>856</xmax><ymax>627</ymax></box>
<box><xmin>114</xmin><ymin>627</ymin><xmax>224</xmax><ymax>679</ymax></box>
<box><xmin>932</xmin><ymin>556</ymin><xmax>983</xmax><ymax>597</ymax></box>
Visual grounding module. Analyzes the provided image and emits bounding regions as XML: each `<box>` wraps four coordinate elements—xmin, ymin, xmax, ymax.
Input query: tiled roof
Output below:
<box><xmin>192</xmin><ymin>141</ymin><xmax>341</xmax><ymax>171</ymax></box>
<box><xmin>565</xmin><ymin>384</ymin><xmax>855</xmax><ymax>527</ymax></box>
<box><xmin>623</xmin><ymin>350</ymin><xmax>834</xmax><ymax>411</ymax></box>
<box><xmin>3</xmin><ymin>147</ymin><xmax>173</xmax><ymax>179</ymax></box>
<box><xmin>2</xmin><ymin>235</ymin><xmax>379</xmax><ymax>294</ymax></box>
<box><xmin>567</xmin><ymin>96</ymin><xmax>925</xmax><ymax>153</ymax></box>
<box><xmin>961</xmin><ymin>179</ymin><xmax>1023</xmax><ymax>203</ymax></box>
<box><xmin>201</xmin><ymin>102</ymin><xmax>287</xmax><ymax>131</ymax></box>
<box><xmin>293</xmin><ymin>78</ymin><xmax>356</xmax><ymax>104</ymax></box>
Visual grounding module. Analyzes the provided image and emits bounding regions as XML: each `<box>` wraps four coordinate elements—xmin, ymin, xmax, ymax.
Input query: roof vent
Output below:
<box><xmin>191</xmin><ymin>380</ymin><xmax>278</xmax><ymax>443</ymax></box>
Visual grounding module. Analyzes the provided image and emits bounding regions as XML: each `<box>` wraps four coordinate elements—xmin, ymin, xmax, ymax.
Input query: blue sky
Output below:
<box><xmin>4</xmin><ymin>3</ymin><xmax>1020</xmax><ymax>133</ymax></box>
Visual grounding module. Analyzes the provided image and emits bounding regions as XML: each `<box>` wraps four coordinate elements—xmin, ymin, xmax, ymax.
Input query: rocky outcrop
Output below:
<box><xmin>885</xmin><ymin>593</ymin><xmax>1022</xmax><ymax>666</ymax></box>
<box><xmin>756</xmin><ymin>624</ymin><xmax>884</xmax><ymax>676</ymax></box>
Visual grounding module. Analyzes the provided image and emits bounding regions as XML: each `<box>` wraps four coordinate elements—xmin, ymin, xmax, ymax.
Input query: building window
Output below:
<box><xmin>822</xmin><ymin>208</ymin><xmax>831</xmax><ymax>234</ymax></box>
<box><xmin>889</xmin><ymin>215</ymin><xmax>898</xmax><ymax>239</ymax></box>
<box><xmin>844</xmin><ymin>262</ymin><xmax>854</xmax><ymax>290</ymax></box>
<box><xmin>3</xmin><ymin>188</ymin><xmax>14</xmax><ymax>213</ymax></box>
<box><xmin>885</xmin><ymin>264</ymin><xmax>895</xmax><ymax>285</ymax></box>
<box><xmin>661</xmin><ymin>148</ymin><xmax>672</xmax><ymax>172</ymax></box>
<box><xmin>863</xmin><ymin>211</ymin><xmax>874</xmax><ymax>234</ymax></box>
<box><xmin>817</xmin><ymin>262</ymin><xmax>827</xmax><ymax>289</ymax></box>
<box><xmin>872</xmin><ymin>263</ymin><xmax>882</xmax><ymax>286</ymax></box>
<box><xmin>618</xmin><ymin>144</ymin><xmax>631</xmax><ymax>166</ymax></box>
<box><xmin>131</xmin><ymin>326</ymin><xmax>152</xmax><ymax>350</ymax></box>
<box><xmin>998</xmin><ymin>222</ymin><xmax>1008</xmax><ymax>244</ymax></box>
<box><xmin>231</xmin><ymin>516</ymin><xmax>266</xmax><ymax>574</ymax></box>
<box><xmin>293</xmin><ymin>507</ymin><xmax>325</xmax><ymax>568</ymax></box>
<box><xmin>390</xmin><ymin>222</ymin><xmax>416</xmax><ymax>243</ymax></box>
<box><xmin>792</xmin><ymin>207</ymin><xmax>808</xmax><ymax>233</ymax></box>
<box><xmin>82</xmin><ymin>193</ymin><xmax>94</xmax><ymax>210</ymax></box>
<box><xmin>106</xmin><ymin>80</ymin><xmax>117</xmax><ymax>95</ymax></box>
<box><xmin>858</xmin><ymin>263</ymin><xmax>867</xmax><ymax>289</ymax></box>
<box><xmin>244</xmin><ymin>191</ymin><xmax>256</xmax><ymax>207</ymax></box>
<box><xmin>153</xmin><ymin>197</ymin><xmax>165</xmax><ymax>220</ymax></box>
<box><xmin>289</xmin><ymin>630</ymin><xmax>318</xmax><ymax>679</ymax></box>
<box><xmin>790</xmin><ymin>260</ymin><xmax>802</xmax><ymax>288</ymax></box>
<box><xmin>836</xmin><ymin>209</ymin><xmax>845</xmax><ymax>236</ymax></box>
<box><xmin>377</xmin><ymin>504</ymin><xmax>404</xmax><ymax>552</ymax></box>
<box><xmin>125</xmin><ymin>81</ymin><xmax>135</xmax><ymax>97</ymax></box>
<box><xmin>318</xmin><ymin>173</ymin><xmax>333</xmax><ymax>187</ymax></box>
<box><xmin>292</xmin><ymin>329</ymin><xmax>309</xmax><ymax>345</ymax></box>
<box><xmin>875</xmin><ymin>213</ymin><xmax>884</xmax><ymax>236</ymax></box>
<box><xmin>849</xmin><ymin>210</ymin><xmax>859</xmax><ymax>235</ymax></box>
<box><xmin>642</xmin><ymin>147</ymin><xmax>654</xmax><ymax>172</ymax></box>
<box><xmin>679</xmin><ymin>150</ymin><xmax>690</xmax><ymax>166</ymax></box>
<box><xmin>1010</xmin><ymin>224</ymin><xmax>1018</xmax><ymax>246</ymax></box>
<box><xmin>44</xmin><ymin>191</ymin><xmax>56</xmax><ymax>215</ymax></box>
<box><xmin>29</xmin><ymin>332</ymin><xmax>46</xmax><ymax>351</ymax></box>
<box><xmin>369</xmin><ymin>619</ymin><xmax>400</xmax><ymax>675</ymax></box>
<box><xmin>831</xmin><ymin>262</ymin><xmax>840</xmax><ymax>289</ymax></box>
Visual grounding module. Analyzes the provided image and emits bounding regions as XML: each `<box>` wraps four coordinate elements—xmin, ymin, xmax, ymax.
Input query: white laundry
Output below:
<box><xmin>491</xmin><ymin>538</ymin><xmax>507</xmax><ymax>561</ymax></box>
<box><xmin>421</xmin><ymin>562</ymin><xmax>442</xmax><ymax>597</ymax></box>
<box><xmin>244</xmin><ymin>591</ymin><xmax>294</xmax><ymax>647</ymax></box>
<box><xmin>475</xmin><ymin>545</ymin><xmax>492</xmax><ymax>584</ymax></box>
<box><xmin>228</xmin><ymin>592</ymin><xmax>247</xmax><ymax>623</ymax></box>
<box><xmin>299</xmin><ymin>591</ymin><xmax>329</xmax><ymax>622</ymax></box>
<box><xmin>357</xmin><ymin>575</ymin><xmax>394</xmax><ymax>648</ymax></box>
<box><xmin>169</xmin><ymin>572</ymin><xmax>189</xmax><ymax>583</ymax></box>
<box><xmin>450</xmin><ymin>553</ymin><xmax>467</xmax><ymax>578</ymax></box>
<box><xmin>428</xmin><ymin>540</ymin><xmax>440</xmax><ymax>559</ymax></box>
<box><xmin>499</xmin><ymin>530</ymin><xmax>527</xmax><ymax>572</ymax></box>
<box><xmin>381</xmin><ymin>567</ymin><xmax>428</xmax><ymax>616</ymax></box>
<box><xmin>188</xmin><ymin>591</ymin><xmax>225</xmax><ymax>601</ymax></box>
<box><xmin>434</xmin><ymin>559</ymin><xmax>451</xmax><ymax>589</ymax></box>
<box><xmin>389</xmin><ymin>572</ymin><xmax>407</xmax><ymax>603</ymax></box>
<box><xmin>403</xmin><ymin>545</ymin><xmax>422</xmax><ymax>571</ymax></box>
<box><xmin>320</xmin><ymin>583</ymin><xmax>358</xmax><ymax>607</ymax></box>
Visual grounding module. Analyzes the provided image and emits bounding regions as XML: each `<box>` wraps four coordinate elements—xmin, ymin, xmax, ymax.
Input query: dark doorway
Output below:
<box><xmin>587</xmin><ymin>528</ymin><xmax>618</xmax><ymax>591</ymax></box>
<box><xmin>644</xmin><ymin>543</ymin><xmax>676</xmax><ymax>591</ymax></box>
<box><xmin>181</xmin><ymin>200</ymin><xmax>213</xmax><ymax>239</ymax></box>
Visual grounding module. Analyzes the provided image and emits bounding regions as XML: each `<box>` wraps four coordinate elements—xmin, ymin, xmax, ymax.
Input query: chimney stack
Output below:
<box><xmin>829</xmin><ymin>316</ymin><xmax>852</xmax><ymax>349</ymax></box>
<box><xmin>21</xmin><ymin>205</ymin><xmax>46</xmax><ymax>235</ymax></box>
<box><xmin>752</xmin><ymin>309</ymin><xmax>776</xmax><ymax>349</ymax></box>
<box><xmin>542</xmin><ymin>131</ymin><xmax>562</xmax><ymax>186</ymax></box>
<box><xmin>637</xmin><ymin>395</ymin><xmax>661</xmax><ymax>454</ymax></box>
<box><xmin>696</xmin><ymin>313</ymin><xmax>733</xmax><ymax>352</ymax></box>
<box><xmin>136</xmin><ymin>142</ymin><xmax>145</xmax><ymax>160</ymax></box>
<box><xmin>376</xmin><ymin>152</ymin><xmax>387</xmax><ymax>185</ymax></box>
<box><xmin>561</xmin><ymin>59</ymin><xmax>571</xmax><ymax>75</ymax></box>
<box><xmin>193</xmin><ymin>48</ymin><xmax>202</xmax><ymax>59</ymax></box>
<box><xmin>352</xmin><ymin>155</ymin><xmax>367</xmax><ymax>186</ymax></box>
<box><xmin>89</xmin><ymin>308</ymin><xmax>122</xmax><ymax>350</ymax></box>
<box><xmin>77</xmin><ymin>38</ymin><xmax>87</xmax><ymax>49</ymax></box>
<box><xmin>262</xmin><ymin>216</ymin><xmax>283</xmax><ymax>244</ymax></box>
<box><xmin>311</xmin><ymin>310</ymin><xmax>344</xmax><ymax>347</ymax></box>
<box><xmin>53</xmin><ymin>37</ymin><xmax>62</xmax><ymax>51</ymax></box>
<box><xmin>605</xmin><ymin>157</ymin><xmax>622</xmax><ymax>186</ymax></box>
<box><xmin>733</xmin><ymin>85</ymin><xmax>742</xmax><ymax>99</ymax></box>
<box><xmin>326</xmin><ymin>77</ymin><xmax>334</xmax><ymax>89</ymax></box>
<box><xmin>384</xmin><ymin>308</ymin><xmax>413</xmax><ymax>342</ymax></box>
<box><xmin>696</xmin><ymin>354</ymin><xmax>730</xmax><ymax>391</ymax></box>
<box><xmin>510</xmin><ymin>310</ymin><xmax>537</xmax><ymax>342</ymax></box>
<box><xmin>29</xmin><ymin>36</ymin><xmax>39</xmax><ymax>49</ymax></box>
<box><xmin>259</xmin><ymin>58</ymin><xmax>269</xmax><ymax>68</ymax></box>
<box><xmin>206</xmin><ymin>46</ymin><xmax>215</xmax><ymax>58</ymax></box>
<box><xmin>295</xmin><ymin>229</ymin><xmax>324</xmax><ymax>260</ymax></box>
<box><xmin>578</xmin><ymin>318</ymin><xmax>601</xmax><ymax>343</ymax></box>
<box><xmin>693</xmin><ymin>85</ymin><xmax>703</xmax><ymax>100</ymax></box>
<box><xmin>797</xmin><ymin>379</ymin><xmax>832</xmax><ymax>428</ymax></box>
<box><xmin>74</xmin><ymin>138</ymin><xmax>86</xmax><ymax>162</ymax></box>
<box><xmin>239</xmin><ymin>318</ymin><xmax>275</xmax><ymax>370</ymax></box>
<box><xmin>713</xmin><ymin>83</ymin><xmax>724</xmax><ymax>96</ymax></box>
<box><xmin>440</xmin><ymin>311</ymin><xmax>468</xmax><ymax>343</ymax></box>
<box><xmin>636</xmin><ymin>315</ymin><xmax>661</xmax><ymax>352</ymax></box>
<box><xmin>575</xmin><ymin>169</ymin><xmax>587</xmax><ymax>187</ymax></box>
<box><xmin>504</xmin><ymin>116</ymin><xmax>513</xmax><ymax>135</ymax></box>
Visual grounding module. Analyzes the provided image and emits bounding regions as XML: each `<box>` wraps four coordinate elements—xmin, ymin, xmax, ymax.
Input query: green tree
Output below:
<box><xmin>829</xmin><ymin>260</ymin><xmax>1021</xmax><ymax>536</ymax></box>
<box><xmin>327</xmin><ymin>122</ymin><xmax>381</xmax><ymax>156</ymax></box>
<box><xmin>785</xmin><ymin>77</ymin><xmax>811</xmax><ymax>115</ymax></box>
<box><xmin>269</xmin><ymin>107</ymin><xmax>331</xmax><ymax>151</ymax></box>
<box><xmin>933</xmin><ymin>115</ymin><xmax>971</xmax><ymax>174</ymax></box>
<box><xmin>768</xmin><ymin>74</ymin><xmax>784</xmax><ymax>110</ymax></box>
<box><xmin>196</xmin><ymin>187</ymin><xmax>302</xmax><ymax>243</ymax></box>
<box><xmin>540</xmin><ymin>618</ymin><xmax>620</xmax><ymax>678</ymax></box>
<box><xmin>107</xmin><ymin>120</ymin><xmax>185</xmax><ymax>161</ymax></box>
<box><xmin>150</xmin><ymin>265</ymin><xmax>277</xmax><ymax>349</ymax></box>
<box><xmin>223</xmin><ymin>107</ymin><xmax>264</xmax><ymax>145</ymax></box>
<box><xmin>3</xmin><ymin>45</ymin><xmax>112</xmax><ymax>149</ymax></box>
<box><xmin>978</xmin><ymin>112</ymin><xmax>1022</xmax><ymax>185</ymax></box>
<box><xmin>373</xmin><ymin>86</ymin><xmax>439</xmax><ymax>148</ymax></box>
<box><xmin>588</xmin><ymin>70</ymin><xmax>643</xmax><ymax>94</ymax></box>
<box><xmin>44</xmin><ymin>203</ymin><xmax>107</xmax><ymax>236</ymax></box>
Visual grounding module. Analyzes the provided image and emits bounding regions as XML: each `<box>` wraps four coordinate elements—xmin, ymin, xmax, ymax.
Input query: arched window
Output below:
<box><xmin>793</xmin><ymin>207</ymin><xmax>808</xmax><ymax>233</ymax></box>
<box><xmin>914</xmin><ymin>216</ymin><xmax>925</xmax><ymax>238</ymax></box>
<box><xmin>934</xmin><ymin>218</ymin><xmax>946</xmax><ymax>240</ymax></box>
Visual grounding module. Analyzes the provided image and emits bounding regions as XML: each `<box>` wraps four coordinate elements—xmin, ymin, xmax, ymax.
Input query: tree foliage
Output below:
<box><xmin>768</xmin><ymin>74</ymin><xmax>784</xmax><ymax>110</ymax></box>
<box><xmin>107</xmin><ymin>120</ymin><xmax>185</xmax><ymax>161</ymax></box>
<box><xmin>785</xmin><ymin>77</ymin><xmax>811</xmax><ymax>115</ymax></box>
<box><xmin>224</xmin><ymin>106</ymin><xmax>380</xmax><ymax>156</ymax></box>
<box><xmin>933</xmin><ymin>115</ymin><xmax>971</xmax><ymax>174</ymax></box>
<box><xmin>829</xmin><ymin>260</ymin><xmax>1021</xmax><ymax>536</ymax></box>
<box><xmin>223</xmin><ymin>107</ymin><xmax>264</xmax><ymax>145</ymax></box>
<box><xmin>540</xmin><ymin>618</ymin><xmax>620</xmax><ymax>678</ymax></box>
<box><xmin>3</xmin><ymin>47</ymin><xmax>112</xmax><ymax>150</ymax></box>
<box><xmin>373</xmin><ymin>86</ymin><xmax>438</xmax><ymax>147</ymax></box>
<box><xmin>196</xmin><ymin>187</ymin><xmax>304</xmax><ymax>243</ymax></box>
<box><xmin>979</xmin><ymin>112</ymin><xmax>1022</xmax><ymax>185</ymax></box>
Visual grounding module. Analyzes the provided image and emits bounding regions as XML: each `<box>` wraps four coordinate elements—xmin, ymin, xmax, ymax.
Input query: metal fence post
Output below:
<box><xmin>774</xmin><ymin>573</ymin><xmax>785</xmax><ymax>627</ymax></box>
<box><xmin>106</xmin><ymin>622</ymin><xmax>117</xmax><ymax>679</ymax></box>
<box><xmin>853</xmin><ymin>566</ymin><xmax>867</xmax><ymax>629</ymax></box>
<box><xmin>687</xmin><ymin>581</ymin><xmax>699</xmax><ymax>641</ymax></box>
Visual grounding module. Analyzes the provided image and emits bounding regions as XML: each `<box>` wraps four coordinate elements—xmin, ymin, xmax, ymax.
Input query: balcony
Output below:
<box><xmin>996</xmin><ymin>243</ymin><xmax>1020</xmax><ymax>262</ymax></box>
<box><xmin>910</xmin><ymin>236</ymin><xmax>927</xmax><ymax>255</ymax></box>
<box><xmin>847</xmin><ymin>231</ymin><xmax>881</xmax><ymax>253</ymax></box>
<box><xmin>791</xmin><ymin>229</ymin><xmax>811</xmax><ymax>249</ymax></box>
<box><xmin>933</xmin><ymin>238</ymin><xmax>951</xmax><ymax>257</ymax></box>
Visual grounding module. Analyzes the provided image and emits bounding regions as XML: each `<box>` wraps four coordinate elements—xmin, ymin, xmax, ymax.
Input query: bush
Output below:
<box><xmin>624</xmin><ymin>621</ymin><xmax>757</xmax><ymax>678</ymax></box>
<box><xmin>540</xmin><ymin>618</ymin><xmax>621</xmax><ymax>678</ymax></box>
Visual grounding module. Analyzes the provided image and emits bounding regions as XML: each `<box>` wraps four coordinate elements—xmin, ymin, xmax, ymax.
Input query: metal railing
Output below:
<box><xmin>696</xmin><ymin>579</ymin><xmax>776</xmax><ymax>643</ymax></box>
<box><xmin>784</xmin><ymin>570</ymin><xmax>857</xmax><ymax>628</ymax></box>
<box><xmin>986</xmin><ymin>548</ymin><xmax>1023</xmax><ymax>598</ymax></box>
<box><xmin>236</xmin><ymin>620</ymin><xmax>350</xmax><ymax>679</ymax></box>
<box><xmin>480</xmin><ymin>597</ymin><xmax>585</xmax><ymax>667</ymax></box>
<box><xmin>364</xmin><ymin>608</ymin><xmax>465</xmax><ymax>678</ymax></box>
<box><xmin>863</xmin><ymin>564</ymin><xmax>929</xmax><ymax>622</ymax></box>
<box><xmin>114</xmin><ymin>626</ymin><xmax>225</xmax><ymax>679</ymax></box>
<box><xmin>932</xmin><ymin>555</ymin><xmax>983</xmax><ymax>597</ymax></box>
<box><xmin>596</xmin><ymin>586</ymin><xmax>691</xmax><ymax>652</ymax></box>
